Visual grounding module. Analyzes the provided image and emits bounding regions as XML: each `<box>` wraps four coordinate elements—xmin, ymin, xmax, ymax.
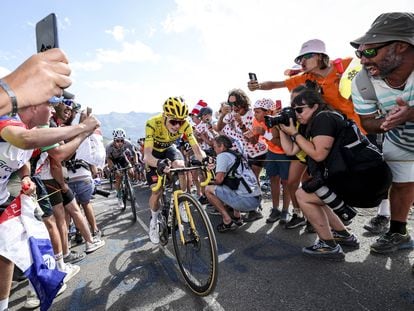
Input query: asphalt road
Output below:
<box><xmin>9</xmin><ymin>181</ymin><xmax>414</xmax><ymax>311</ymax></box>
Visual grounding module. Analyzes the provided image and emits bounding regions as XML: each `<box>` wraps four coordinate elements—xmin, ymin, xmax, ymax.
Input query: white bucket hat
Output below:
<box><xmin>294</xmin><ymin>39</ymin><xmax>328</xmax><ymax>64</ymax></box>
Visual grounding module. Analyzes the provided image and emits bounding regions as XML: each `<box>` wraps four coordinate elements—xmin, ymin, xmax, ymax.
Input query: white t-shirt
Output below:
<box><xmin>0</xmin><ymin>116</ymin><xmax>33</xmax><ymax>205</ymax></box>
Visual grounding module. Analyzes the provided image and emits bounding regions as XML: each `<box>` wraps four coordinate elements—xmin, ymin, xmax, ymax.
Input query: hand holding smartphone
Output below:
<box><xmin>36</xmin><ymin>13</ymin><xmax>63</xmax><ymax>103</ymax></box>
<box><xmin>248</xmin><ymin>72</ymin><xmax>257</xmax><ymax>81</ymax></box>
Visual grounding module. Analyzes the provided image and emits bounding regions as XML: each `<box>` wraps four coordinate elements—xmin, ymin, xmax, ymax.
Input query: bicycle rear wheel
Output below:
<box><xmin>171</xmin><ymin>193</ymin><xmax>218</xmax><ymax>296</ymax></box>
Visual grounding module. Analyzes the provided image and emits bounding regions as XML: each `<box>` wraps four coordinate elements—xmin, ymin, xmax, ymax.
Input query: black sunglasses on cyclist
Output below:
<box><xmin>169</xmin><ymin>119</ymin><xmax>185</xmax><ymax>126</ymax></box>
<box><xmin>293</xmin><ymin>106</ymin><xmax>308</xmax><ymax>114</ymax></box>
<box><xmin>115</xmin><ymin>139</ymin><xmax>124</xmax><ymax>143</ymax></box>
<box><xmin>354</xmin><ymin>41</ymin><xmax>394</xmax><ymax>59</ymax></box>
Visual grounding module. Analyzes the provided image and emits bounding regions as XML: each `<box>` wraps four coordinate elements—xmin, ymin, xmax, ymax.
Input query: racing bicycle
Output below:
<box><xmin>115</xmin><ymin>165</ymin><xmax>137</xmax><ymax>222</ymax></box>
<box><xmin>152</xmin><ymin>165</ymin><xmax>218</xmax><ymax>296</ymax></box>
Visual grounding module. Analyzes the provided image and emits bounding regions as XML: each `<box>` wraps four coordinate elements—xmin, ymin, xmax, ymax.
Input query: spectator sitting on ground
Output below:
<box><xmin>205</xmin><ymin>135</ymin><xmax>262</xmax><ymax>233</ymax></box>
<box><xmin>217</xmin><ymin>89</ymin><xmax>264</xmax><ymax>222</ymax></box>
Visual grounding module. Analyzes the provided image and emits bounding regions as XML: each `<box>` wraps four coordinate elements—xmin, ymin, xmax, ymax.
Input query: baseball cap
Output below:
<box><xmin>350</xmin><ymin>12</ymin><xmax>414</xmax><ymax>48</ymax></box>
<box><xmin>197</xmin><ymin>107</ymin><xmax>213</xmax><ymax>118</ymax></box>
<box><xmin>253</xmin><ymin>98</ymin><xmax>274</xmax><ymax>111</ymax></box>
<box><xmin>190</xmin><ymin>99</ymin><xmax>208</xmax><ymax>115</ymax></box>
<box><xmin>49</xmin><ymin>90</ymin><xmax>75</xmax><ymax>106</ymax></box>
<box><xmin>294</xmin><ymin>39</ymin><xmax>327</xmax><ymax>64</ymax></box>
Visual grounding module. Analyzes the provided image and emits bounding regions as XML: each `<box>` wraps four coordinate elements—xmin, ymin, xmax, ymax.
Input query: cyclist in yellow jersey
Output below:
<box><xmin>144</xmin><ymin>97</ymin><xmax>207</xmax><ymax>244</ymax></box>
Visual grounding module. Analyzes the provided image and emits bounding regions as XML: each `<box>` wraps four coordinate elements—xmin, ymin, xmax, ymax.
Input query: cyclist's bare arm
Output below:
<box><xmin>191</xmin><ymin>142</ymin><xmax>206</xmax><ymax>162</ymax></box>
<box><xmin>107</xmin><ymin>158</ymin><xmax>115</xmax><ymax>170</ymax></box>
<box><xmin>143</xmin><ymin>145</ymin><xmax>159</xmax><ymax>168</ymax></box>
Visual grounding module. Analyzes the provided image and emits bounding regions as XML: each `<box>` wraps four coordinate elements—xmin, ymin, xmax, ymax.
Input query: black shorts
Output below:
<box><xmin>146</xmin><ymin>145</ymin><xmax>184</xmax><ymax>186</ymax></box>
<box><xmin>327</xmin><ymin>162</ymin><xmax>392</xmax><ymax>208</ymax></box>
<box><xmin>32</xmin><ymin>176</ymin><xmax>54</xmax><ymax>218</ymax></box>
<box><xmin>113</xmin><ymin>157</ymin><xmax>129</xmax><ymax>169</ymax></box>
<box><xmin>42</xmin><ymin>179</ymin><xmax>75</xmax><ymax>206</ymax></box>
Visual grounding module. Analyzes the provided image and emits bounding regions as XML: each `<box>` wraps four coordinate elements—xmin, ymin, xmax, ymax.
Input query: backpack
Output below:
<box><xmin>319</xmin><ymin>111</ymin><xmax>384</xmax><ymax>180</ymax></box>
<box><xmin>354</xmin><ymin>68</ymin><xmax>378</xmax><ymax>102</ymax></box>
<box><xmin>222</xmin><ymin>150</ymin><xmax>252</xmax><ymax>193</ymax></box>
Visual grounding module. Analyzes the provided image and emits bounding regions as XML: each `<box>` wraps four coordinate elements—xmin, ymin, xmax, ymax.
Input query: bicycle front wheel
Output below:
<box><xmin>121</xmin><ymin>176</ymin><xmax>127</xmax><ymax>212</ymax></box>
<box><xmin>171</xmin><ymin>193</ymin><xmax>218</xmax><ymax>296</ymax></box>
<box><xmin>125</xmin><ymin>176</ymin><xmax>137</xmax><ymax>222</ymax></box>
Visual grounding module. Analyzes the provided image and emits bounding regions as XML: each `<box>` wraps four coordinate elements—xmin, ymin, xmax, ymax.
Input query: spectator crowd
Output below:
<box><xmin>0</xmin><ymin>11</ymin><xmax>413</xmax><ymax>311</ymax></box>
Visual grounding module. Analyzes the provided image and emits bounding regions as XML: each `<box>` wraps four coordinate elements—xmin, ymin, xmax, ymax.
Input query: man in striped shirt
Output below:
<box><xmin>350</xmin><ymin>12</ymin><xmax>414</xmax><ymax>257</ymax></box>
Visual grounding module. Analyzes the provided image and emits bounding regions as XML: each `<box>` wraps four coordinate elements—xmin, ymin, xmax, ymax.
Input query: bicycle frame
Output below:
<box><xmin>152</xmin><ymin>166</ymin><xmax>212</xmax><ymax>245</ymax></box>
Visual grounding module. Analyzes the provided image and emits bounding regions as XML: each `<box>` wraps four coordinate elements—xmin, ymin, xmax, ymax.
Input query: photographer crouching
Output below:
<box><xmin>272</xmin><ymin>88</ymin><xmax>392</xmax><ymax>261</ymax></box>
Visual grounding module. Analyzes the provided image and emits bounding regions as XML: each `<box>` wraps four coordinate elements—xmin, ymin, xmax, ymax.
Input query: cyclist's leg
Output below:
<box><xmin>166</xmin><ymin>145</ymin><xmax>186</xmax><ymax>191</ymax></box>
<box><xmin>146</xmin><ymin>166</ymin><xmax>163</xmax><ymax>244</ymax></box>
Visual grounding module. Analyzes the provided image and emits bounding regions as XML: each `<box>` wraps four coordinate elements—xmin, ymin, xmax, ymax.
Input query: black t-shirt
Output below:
<box><xmin>307</xmin><ymin>111</ymin><xmax>346</xmax><ymax>140</ymax></box>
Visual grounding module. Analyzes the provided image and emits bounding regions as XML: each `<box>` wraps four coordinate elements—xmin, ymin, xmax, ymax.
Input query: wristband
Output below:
<box><xmin>0</xmin><ymin>79</ymin><xmax>18</xmax><ymax>116</ymax></box>
<box><xmin>291</xmin><ymin>132</ymin><xmax>300</xmax><ymax>143</ymax></box>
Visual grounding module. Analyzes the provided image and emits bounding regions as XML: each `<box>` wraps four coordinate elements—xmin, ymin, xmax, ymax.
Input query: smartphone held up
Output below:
<box><xmin>36</xmin><ymin>13</ymin><xmax>59</xmax><ymax>53</ymax></box>
<box><xmin>248</xmin><ymin>72</ymin><xmax>257</xmax><ymax>81</ymax></box>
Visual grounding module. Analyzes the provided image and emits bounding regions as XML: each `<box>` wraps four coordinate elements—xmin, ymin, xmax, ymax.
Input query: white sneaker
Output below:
<box><xmin>149</xmin><ymin>218</ymin><xmax>160</xmax><ymax>244</ymax></box>
<box><xmin>24</xmin><ymin>290</ymin><xmax>40</xmax><ymax>309</ymax></box>
<box><xmin>85</xmin><ymin>238</ymin><xmax>105</xmax><ymax>254</ymax></box>
<box><xmin>179</xmin><ymin>203</ymin><xmax>189</xmax><ymax>223</ymax></box>
<box><xmin>63</xmin><ymin>263</ymin><xmax>80</xmax><ymax>283</ymax></box>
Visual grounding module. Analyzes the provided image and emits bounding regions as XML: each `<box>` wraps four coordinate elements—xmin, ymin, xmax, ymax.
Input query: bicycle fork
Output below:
<box><xmin>173</xmin><ymin>190</ymin><xmax>198</xmax><ymax>245</ymax></box>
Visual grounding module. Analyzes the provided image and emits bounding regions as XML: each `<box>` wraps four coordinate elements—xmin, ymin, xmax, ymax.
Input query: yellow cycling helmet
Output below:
<box><xmin>163</xmin><ymin>97</ymin><xmax>189</xmax><ymax>120</ymax></box>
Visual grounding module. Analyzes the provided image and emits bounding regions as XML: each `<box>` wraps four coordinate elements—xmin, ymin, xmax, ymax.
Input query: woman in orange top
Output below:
<box><xmin>247</xmin><ymin>39</ymin><xmax>365</xmax><ymax>133</ymax></box>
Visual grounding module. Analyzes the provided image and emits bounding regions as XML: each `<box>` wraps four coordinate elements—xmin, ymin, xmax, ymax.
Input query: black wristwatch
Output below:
<box><xmin>291</xmin><ymin>132</ymin><xmax>300</xmax><ymax>142</ymax></box>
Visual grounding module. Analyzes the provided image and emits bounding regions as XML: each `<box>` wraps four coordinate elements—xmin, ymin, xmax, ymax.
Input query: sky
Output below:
<box><xmin>0</xmin><ymin>0</ymin><xmax>411</xmax><ymax>115</ymax></box>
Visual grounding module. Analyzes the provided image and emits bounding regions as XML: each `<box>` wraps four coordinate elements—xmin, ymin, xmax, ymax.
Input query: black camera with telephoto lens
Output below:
<box><xmin>264</xmin><ymin>107</ymin><xmax>296</xmax><ymax>128</ymax></box>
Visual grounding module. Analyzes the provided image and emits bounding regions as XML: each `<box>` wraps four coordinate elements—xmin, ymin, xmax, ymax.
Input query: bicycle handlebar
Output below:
<box><xmin>151</xmin><ymin>166</ymin><xmax>213</xmax><ymax>192</ymax></box>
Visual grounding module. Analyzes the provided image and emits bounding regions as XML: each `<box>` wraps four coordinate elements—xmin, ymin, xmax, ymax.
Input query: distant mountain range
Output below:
<box><xmin>96</xmin><ymin>111</ymin><xmax>157</xmax><ymax>144</ymax></box>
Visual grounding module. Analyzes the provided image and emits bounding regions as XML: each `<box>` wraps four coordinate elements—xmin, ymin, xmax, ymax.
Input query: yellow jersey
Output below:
<box><xmin>144</xmin><ymin>114</ymin><xmax>197</xmax><ymax>152</ymax></box>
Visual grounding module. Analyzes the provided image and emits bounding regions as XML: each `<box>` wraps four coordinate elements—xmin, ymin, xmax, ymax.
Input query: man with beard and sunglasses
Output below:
<box><xmin>350</xmin><ymin>12</ymin><xmax>414</xmax><ymax>261</ymax></box>
<box><xmin>143</xmin><ymin>97</ymin><xmax>207</xmax><ymax>244</ymax></box>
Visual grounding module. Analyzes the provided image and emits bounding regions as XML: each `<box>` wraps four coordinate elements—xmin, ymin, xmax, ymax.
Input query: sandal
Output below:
<box><xmin>217</xmin><ymin>221</ymin><xmax>237</xmax><ymax>233</ymax></box>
